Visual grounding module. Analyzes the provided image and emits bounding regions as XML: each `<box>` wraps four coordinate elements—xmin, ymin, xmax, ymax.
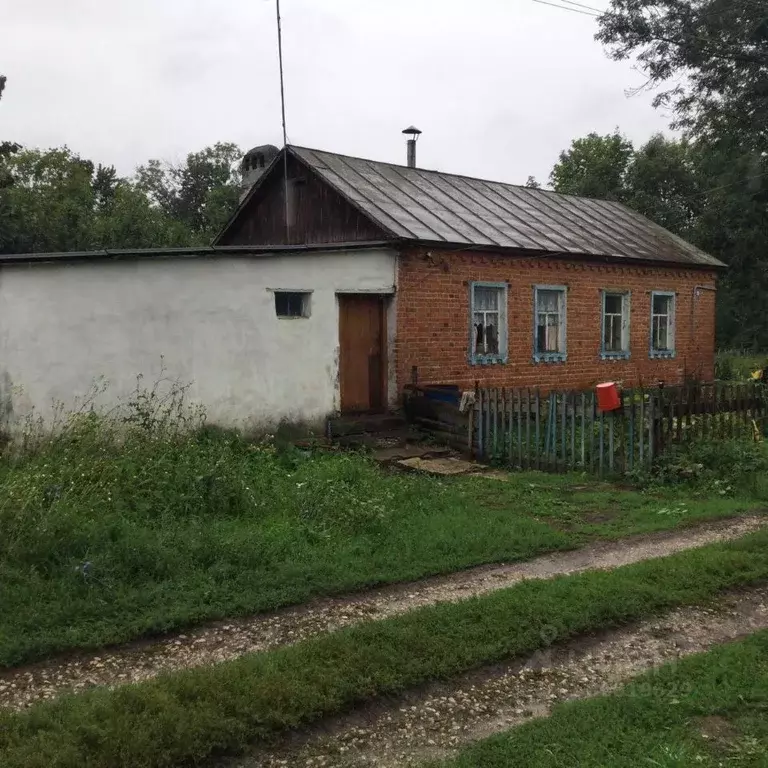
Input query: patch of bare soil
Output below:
<box><xmin>0</xmin><ymin>514</ymin><xmax>764</xmax><ymax>712</ymax></box>
<box><xmin>229</xmin><ymin>585</ymin><xmax>768</xmax><ymax>768</ymax></box>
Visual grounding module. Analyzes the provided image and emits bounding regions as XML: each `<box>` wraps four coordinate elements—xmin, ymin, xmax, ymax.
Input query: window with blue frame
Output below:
<box><xmin>534</xmin><ymin>285</ymin><xmax>567</xmax><ymax>362</ymax></box>
<box><xmin>469</xmin><ymin>282</ymin><xmax>507</xmax><ymax>365</ymax></box>
<box><xmin>601</xmin><ymin>291</ymin><xmax>630</xmax><ymax>359</ymax></box>
<box><xmin>650</xmin><ymin>291</ymin><xmax>676</xmax><ymax>358</ymax></box>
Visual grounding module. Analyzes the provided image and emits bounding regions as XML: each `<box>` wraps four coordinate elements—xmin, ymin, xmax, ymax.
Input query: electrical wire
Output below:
<box><xmin>532</xmin><ymin>0</ymin><xmax>601</xmax><ymax>16</ymax></box>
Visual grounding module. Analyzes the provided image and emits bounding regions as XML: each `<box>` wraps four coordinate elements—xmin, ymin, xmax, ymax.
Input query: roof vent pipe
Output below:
<box><xmin>402</xmin><ymin>126</ymin><xmax>422</xmax><ymax>168</ymax></box>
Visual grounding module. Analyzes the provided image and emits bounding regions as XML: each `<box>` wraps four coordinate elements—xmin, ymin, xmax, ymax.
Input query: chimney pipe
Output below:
<box><xmin>402</xmin><ymin>125</ymin><xmax>422</xmax><ymax>168</ymax></box>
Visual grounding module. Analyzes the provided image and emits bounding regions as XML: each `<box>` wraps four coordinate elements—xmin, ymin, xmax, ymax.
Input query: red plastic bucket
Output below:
<box><xmin>596</xmin><ymin>382</ymin><xmax>621</xmax><ymax>412</ymax></box>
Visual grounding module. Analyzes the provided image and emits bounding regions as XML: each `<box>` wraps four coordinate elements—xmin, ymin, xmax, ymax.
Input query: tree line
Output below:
<box><xmin>0</xmin><ymin>141</ymin><xmax>243</xmax><ymax>253</ymax></box>
<box><xmin>529</xmin><ymin>0</ymin><xmax>767</xmax><ymax>349</ymax></box>
<box><xmin>1</xmin><ymin>0</ymin><xmax>766</xmax><ymax>346</ymax></box>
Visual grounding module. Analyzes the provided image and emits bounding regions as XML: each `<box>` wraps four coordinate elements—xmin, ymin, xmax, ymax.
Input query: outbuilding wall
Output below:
<box><xmin>0</xmin><ymin>249</ymin><xmax>397</xmax><ymax>433</ymax></box>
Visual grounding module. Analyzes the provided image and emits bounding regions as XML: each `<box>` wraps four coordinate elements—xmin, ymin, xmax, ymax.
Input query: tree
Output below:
<box><xmin>549</xmin><ymin>130</ymin><xmax>634</xmax><ymax>200</ymax></box>
<box><xmin>596</xmin><ymin>0</ymin><xmax>768</xmax><ymax>151</ymax></box>
<box><xmin>548</xmin><ymin>129</ymin><xmax>768</xmax><ymax>348</ymax></box>
<box><xmin>0</xmin><ymin>146</ymin><xmax>192</xmax><ymax>254</ymax></box>
<box><xmin>524</xmin><ymin>175</ymin><xmax>541</xmax><ymax>189</ymax></box>
<box><xmin>689</xmin><ymin>140</ymin><xmax>768</xmax><ymax>347</ymax></box>
<box><xmin>624</xmin><ymin>134</ymin><xmax>700</xmax><ymax>237</ymax></box>
<box><xmin>0</xmin><ymin>147</ymin><xmax>96</xmax><ymax>253</ymax></box>
<box><xmin>135</xmin><ymin>142</ymin><xmax>242</xmax><ymax>240</ymax></box>
<box><xmin>0</xmin><ymin>75</ymin><xmax>6</xmax><ymax>101</ymax></box>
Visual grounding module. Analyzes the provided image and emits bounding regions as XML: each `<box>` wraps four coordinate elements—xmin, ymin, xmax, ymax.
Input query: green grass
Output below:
<box><xmin>2</xmin><ymin>531</ymin><xmax>768</xmax><ymax>768</ymax></box>
<box><xmin>437</xmin><ymin>630</ymin><xmax>768</xmax><ymax>768</ymax></box>
<box><xmin>0</xmin><ymin>413</ymin><xmax>762</xmax><ymax>668</ymax></box>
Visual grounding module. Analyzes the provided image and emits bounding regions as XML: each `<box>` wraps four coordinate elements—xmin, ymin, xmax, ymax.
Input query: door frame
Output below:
<box><xmin>337</xmin><ymin>292</ymin><xmax>389</xmax><ymax>414</ymax></box>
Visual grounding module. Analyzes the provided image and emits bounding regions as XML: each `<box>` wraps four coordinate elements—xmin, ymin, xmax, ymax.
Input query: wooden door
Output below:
<box><xmin>338</xmin><ymin>294</ymin><xmax>386</xmax><ymax>413</ymax></box>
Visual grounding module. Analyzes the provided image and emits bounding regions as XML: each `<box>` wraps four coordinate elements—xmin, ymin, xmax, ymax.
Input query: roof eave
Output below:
<box><xmin>0</xmin><ymin>242</ymin><xmax>400</xmax><ymax>265</ymax></box>
<box><xmin>399</xmin><ymin>239</ymin><xmax>726</xmax><ymax>270</ymax></box>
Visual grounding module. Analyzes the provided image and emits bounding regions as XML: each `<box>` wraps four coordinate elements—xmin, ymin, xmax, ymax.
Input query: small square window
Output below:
<box><xmin>601</xmin><ymin>291</ymin><xmax>631</xmax><ymax>359</ymax></box>
<box><xmin>534</xmin><ymin>286</ymin><xmax>567</xmax><ymax>363</ymax></box>
<box><xmin>274</xmin><ymin>291</ymin><xmax>310</xmax><ymax>318</ymax></box>
<box><xmin>650</xmin><ymin>291</ymin><xmax>675</xmax><ymax>358</ymax></box>
<box><xmin>469</xmin><ymin>282</ymin><xmax>508</xmax><ymax>365</ymax></box>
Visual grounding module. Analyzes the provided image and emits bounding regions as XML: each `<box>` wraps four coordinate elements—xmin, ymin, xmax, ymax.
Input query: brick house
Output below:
<box><xmin>0</xmin><ymin>142</ymin><xmax>723</xmax><ymax>432</ymax></box>
<box><xmin>218</xmin><ymin>144</ymin><xmax>723</xmax><ymax>411</ymax></box>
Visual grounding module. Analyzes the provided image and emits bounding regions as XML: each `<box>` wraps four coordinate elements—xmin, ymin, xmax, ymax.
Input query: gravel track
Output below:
<box><xmin>231</xmin><ymin>584</ymin><xmax>768</xmax><ymax>767</ymax></box>
<box><xmin>1</xmin><ymin>514</ymin><xmax>764</xmax><ymax>712</ymax></box>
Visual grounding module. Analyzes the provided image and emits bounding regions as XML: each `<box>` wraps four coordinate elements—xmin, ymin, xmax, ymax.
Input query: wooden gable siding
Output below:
<box><xmin>219</xmin><ymin>154</ymin><xmax>389</xmax><ymax>246</ymax></box>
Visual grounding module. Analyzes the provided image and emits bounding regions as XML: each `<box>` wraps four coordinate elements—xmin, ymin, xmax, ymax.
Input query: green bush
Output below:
<box><xmin>641</xmin><ymin>438</ymin><xmax>768</xmax><ymax>497</ymax></box>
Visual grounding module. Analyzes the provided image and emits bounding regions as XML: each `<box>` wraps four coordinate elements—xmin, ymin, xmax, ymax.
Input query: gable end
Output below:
<box><xmin>216</xmin><ymin>151</ymin><xmax>391</xmax><ymax>246</ymax></box>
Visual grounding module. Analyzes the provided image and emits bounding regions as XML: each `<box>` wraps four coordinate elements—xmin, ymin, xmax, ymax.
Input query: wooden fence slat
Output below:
<box><xmin>535</xmin><ymin>390</ymin><xmax>541</xmax><ymax>471</ymax></box>
<box><xmin>476</xmin><ymin>388</ymin><xmax>483</xmax><ymax>458</ymax></box>
<box><xmin>598</xmin><ymin>408</ymin><xmax>605</xmax><ymax>478</ymax></box>
<box><xmin>580</xmin><ymin>392</ymin><xmax>586</xmax><ymax>468</ymax></box>
<box><xmin>588</xmin><ymin>393</ymin><xmax>596</xmax><ymax>474</ymax></box>
<box><xmin>628</xmin><ymin>389</ymin><xmax>635</xmax><ymax>472</ymax></box>
<box><xmin>560</xmin><ymin>392</ymin><xmax>567</xmax><ymax>472</ymax></box>
<box><xmin>525</xmin><ymin>389</ymin><xmax>532</xmax><ymax>470</ymax></box>
<box><xmin>638</xmin><ymin>389</ymin><xmax>645</xmax><ymax>467</ymax></box>
<box><xmin>648</xmin><ymin>388</ymin><xmax>655</xmax><ymax>465</ymax></box>
<box><xmin>502</xmin><ymin>388</ymin><xmax>509</xmax><ymax>464</ymax></box>
<box><xmin>515</xmin><ymin>389</ymin><xmax>523</xmax><ymax>468</ymax></box>
<box><xmin>608</xmin><ymin>409</ymin><xmax>615</xmax><ymax>474</ymax></box>
<box><xmin>570</xmin><ymin>392</ymin><xmax>576</xmax><ymax>470</ymax></box>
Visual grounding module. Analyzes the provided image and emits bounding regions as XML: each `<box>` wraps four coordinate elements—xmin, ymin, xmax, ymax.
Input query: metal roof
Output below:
<box><xmin>288</xmin><ymin>146</ymin><xmax>724</xmax><ymax>268</ymax></box>
<box><xmin>0</xmin><ymin>242</ymin><xmax>394</xmax><ymax>265</ymax></box>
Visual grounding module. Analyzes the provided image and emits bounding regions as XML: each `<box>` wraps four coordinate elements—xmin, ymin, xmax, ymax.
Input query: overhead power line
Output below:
<box><xmin>532</xmin><ymin>0</ymin><xmax>601</xmax><ymax>16</ymax></box>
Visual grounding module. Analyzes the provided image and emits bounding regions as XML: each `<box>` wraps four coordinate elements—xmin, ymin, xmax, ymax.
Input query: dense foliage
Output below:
<box><xmin>551</xmin><ymin>132</ymin><xmax>768</xmax><ymax>348</ymax></box>
<box><xmin>0</xmin><ymin>142</ymin><xmax>242</xmax><ymax>254</ymax></box>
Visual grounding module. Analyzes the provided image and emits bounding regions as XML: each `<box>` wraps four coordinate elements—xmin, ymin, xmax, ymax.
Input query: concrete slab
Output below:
<box><xmin>396</xmin><ymin>456</ymin><xmax>479</xmax><ymax>476</ymax></box>
<box><xmin>374</xmin><ymin>445</ymin><xmax>452</xmax><ymax>464</ymax></box>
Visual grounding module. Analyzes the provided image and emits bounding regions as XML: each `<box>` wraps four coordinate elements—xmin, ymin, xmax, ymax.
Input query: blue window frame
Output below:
<box><xmin>469</xmin><ymin>281</ymin><xmax>508</xmax><ymax>365</ymax></box>
<box><xmin>650</xmin><ymin>291</ymin><xmax>676</xmax><ymax>359</ymax></box>
<box><xmin>600</xmin><ymin>290</ymin><xmax>631</xmax><ymax>360</ymax></box>
<box><xmin>533</xmin><ymin>285</ymin><xmax>567</xmax><ymax>363</ymax></box>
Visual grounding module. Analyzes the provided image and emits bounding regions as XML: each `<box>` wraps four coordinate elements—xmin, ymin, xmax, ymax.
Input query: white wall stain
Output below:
<box><xmin>0</xmin><ymin>249</ymin><xmax>397</xmax><ymax>431</ymax></box>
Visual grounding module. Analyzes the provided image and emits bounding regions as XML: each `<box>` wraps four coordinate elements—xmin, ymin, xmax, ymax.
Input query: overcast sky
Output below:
<box><xmin>1</xmin><ymin>0</ymin><xmax>672</xmax><ymax>186</ymax></box>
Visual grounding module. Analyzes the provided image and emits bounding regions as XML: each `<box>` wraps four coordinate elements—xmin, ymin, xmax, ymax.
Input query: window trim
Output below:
<box><xmin>533</xmin><ymin>284</ymin><xmax>567</xmax><ymax>363</ymax></box>
<box><xmin>468</xmin><ymin>281</ymin><xmax>508</xmax><ymax>366</ymax></box>
<box><xmin>649</xmin><ymin>290</ymin><xmax>676</xmax><ymax>359</ymax></box>
<box><xmin>272</xmin><ymin>289</ymin><xmax>312</xmax><ymax>319</ymax></box>
<box><xmin>600</xmin><ymin>290</ymin><xmax>631</xmax><ymax>360</ymax></box>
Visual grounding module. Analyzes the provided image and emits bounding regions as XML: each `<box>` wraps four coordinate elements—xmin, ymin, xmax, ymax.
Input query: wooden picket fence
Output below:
<box><xmin>472</xmin><ymin>381</ymin><xmax>767</xmax><ymax>476</ymax></box>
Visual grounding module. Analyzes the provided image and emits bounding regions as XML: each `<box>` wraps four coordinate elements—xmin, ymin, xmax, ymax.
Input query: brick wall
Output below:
<box><xmin>396</xmin><ymin>247</ymin><xmax>718</xmax><ymax>393</ymax></box>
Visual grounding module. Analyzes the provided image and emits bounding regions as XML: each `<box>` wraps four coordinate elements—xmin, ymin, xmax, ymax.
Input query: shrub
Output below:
<box><xmin>641</xmin><ymin>438</ymin><xmax>768</xmax><ymax>497</ymax></box>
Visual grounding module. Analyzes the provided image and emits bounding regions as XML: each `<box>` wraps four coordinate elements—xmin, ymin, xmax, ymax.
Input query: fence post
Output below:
<box><xmin>477</xmin><ymin>387</ymin><xmax>484</xmax><ymax>459</ymax></box>
<box><xmin>588</xmin><ymin>392</ymin><xmax>596</xmax><ymax>474</ymax></box>
<box><xmin>628</xmin><ymin>388</ymin><xmax>635</xmax><ymax>473</ymax></box>
<box><xmin>570</xmin><ymin>392</ymin><xmax>576</xmax><ymax>471</ymax></box>
<box><xmin>648</xmin><ymin>388</ymin><xmax>655</xmax><ymax>466</ymax></box>
<box><xmin>608</xmin><ymin>409</ymin><xmax>615</xmax><ymax>474</ymax></box>
<box><xmin>525</xmin><ymin>389</ymin><xmax>532</xmax><ymax>470</ymax></box>
<box><xmin>516</xmin><ymin>389</ymin><xmax>523</xmax><ymax>469</ymax></box>
<box><xmin>560</xmin><ymin>392</ymin><xmax>567</xmax><ymax>472</ymax></box>
<box><xmin>598</xmin><ymin>408</ymin><xmax>605</xmax><ymax>478</ymax></box>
